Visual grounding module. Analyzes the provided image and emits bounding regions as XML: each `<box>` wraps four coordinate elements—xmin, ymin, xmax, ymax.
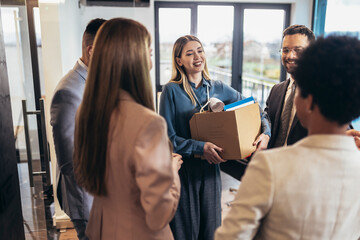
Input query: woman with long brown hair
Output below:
<box><xmin>74</xmin><ymin>18</ymin><xmax>181</xmax><ymax>239</ymax></box>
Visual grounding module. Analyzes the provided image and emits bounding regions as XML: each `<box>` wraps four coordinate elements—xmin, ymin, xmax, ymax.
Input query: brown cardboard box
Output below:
<box><xmin>189</xmin><ymin>102</ymin><xmax>261</xmax><ymax>160</ymax></box>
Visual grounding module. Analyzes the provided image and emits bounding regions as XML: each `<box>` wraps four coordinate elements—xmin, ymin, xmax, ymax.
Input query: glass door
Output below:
<box><xmin>1</xmin><ymin>6</ymin><xmax>39</xmax><ymax>164</ymax></box>
<box><xmin>1</xmin><ymin>1</ymin><xmax>51</xmax><ymax>238</ymax></box>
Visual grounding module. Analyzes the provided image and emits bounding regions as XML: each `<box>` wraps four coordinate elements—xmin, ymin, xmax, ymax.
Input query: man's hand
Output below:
<box><xmin>203</xmin><ymin>142</ymin><xmax>226</xmax><ymax>164</ymax></box>
<box><xmin>253</xmin><ymin>133</ymin><xmax>270</xmax><ymax>151</ymax></box>
<box><xmin>346</xmin><ymin>129</ymin><xmax>360</xmax><ymax>150</ymax></box>
<box><xmin>172</xmin><ymin>153</ymin><xmax>183</xmax><ymax>171</ymax></box>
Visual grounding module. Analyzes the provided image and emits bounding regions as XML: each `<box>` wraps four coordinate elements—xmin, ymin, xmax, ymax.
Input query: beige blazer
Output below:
<box><xmin>86</xmin><ymin>90</ymin><xmax>180</xmax><ymax>240</ymax></box>
<box><xmin>215</xmin><ymin>135</ymin><xmax>360</xmax><ymax>240</ymax></box>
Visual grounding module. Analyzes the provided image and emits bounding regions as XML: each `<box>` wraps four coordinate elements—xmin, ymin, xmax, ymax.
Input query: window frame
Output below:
<box><xmin>154</xmin><ymin>1</ymin><xmax>291</xmax><ymax>106</ymax></box>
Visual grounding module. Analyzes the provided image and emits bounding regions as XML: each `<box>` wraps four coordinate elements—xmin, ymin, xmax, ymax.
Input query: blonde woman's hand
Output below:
<box><xmin>356</xmin><ymin>138</ymin><xmax>360</xmax><ymax>150</ymax></box>
<box><xmin>203</xmin><ymin>142</ymin><xmax>226</xmax><ymax>164</ymax></box>
<box><xmin>346</xmin><ymin>129</ymin><xmax>360</xmax><ymax>150</ymax></box>
<box><xmin>172</xmin><ymin>153</ymin><xmax>183</xmax><ymax>171</ymax></box>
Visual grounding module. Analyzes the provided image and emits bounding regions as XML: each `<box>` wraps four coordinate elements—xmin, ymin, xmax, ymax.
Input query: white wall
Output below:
<box><xmin>38</xmin><ymin>1</ymin><xmax>69</xmax><ymax>225</ymax></box>
<box><xmin>77</xmin><ymin>2</ymin><xmax>156</xmax><ymax>88</ymax></box>
<box><xmin>58</xmin><ymin>1</ymin><xmax>82</xmax><ymax>74</ymax></box>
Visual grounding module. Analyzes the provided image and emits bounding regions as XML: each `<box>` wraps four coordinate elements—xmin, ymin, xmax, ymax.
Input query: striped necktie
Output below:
<box><xmin>274</xmin><ymin>82</ymin><xmax>296</xmax><ymax>147</ymax></box>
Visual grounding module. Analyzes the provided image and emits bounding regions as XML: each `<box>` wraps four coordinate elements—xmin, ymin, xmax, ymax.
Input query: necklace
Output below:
<box><xmin>194</xmin><ymin>85</ymin><xmax>210</xmax><ymax>113</ymax></box>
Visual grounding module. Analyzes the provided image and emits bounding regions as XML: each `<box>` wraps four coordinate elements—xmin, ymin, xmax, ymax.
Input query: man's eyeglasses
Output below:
<box><xmin>279</xmin><ymin>47</ymin><xmax>304</xmax><ymax>55</ymax></box>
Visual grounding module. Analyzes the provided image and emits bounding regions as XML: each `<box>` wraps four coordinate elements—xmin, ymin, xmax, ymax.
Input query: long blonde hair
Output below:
<box><xmin>170</xmin><ymin>35</ymin><xmax>211</xmax><ymax>105</ymax></box>
<box><xmin>74</xmin><ymin>18</ymin><xmax>153</xmax><ymax>196</ymax></box>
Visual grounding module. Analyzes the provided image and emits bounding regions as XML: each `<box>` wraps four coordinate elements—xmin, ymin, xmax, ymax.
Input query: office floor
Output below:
<box><xmin>18</xmin><ymin>161</ymin><xmax>60</xmax><ymax>240</ymax></box>
<box><xmin>19</xmin><ymin>162</ymin><xmax>240</xmax><ymax>240</ymax></box>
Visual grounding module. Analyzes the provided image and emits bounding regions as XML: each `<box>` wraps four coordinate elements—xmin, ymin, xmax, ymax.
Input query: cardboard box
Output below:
<box><xmin>189</xmin><ymin>102</ymin><xmax>261</xmax><ymax>160</ymax></box>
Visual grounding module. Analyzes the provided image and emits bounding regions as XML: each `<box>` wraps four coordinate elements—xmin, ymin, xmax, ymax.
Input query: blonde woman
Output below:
<box><xmin>159</xmin><ymin>35</ymin><xmax>271</xmax><ymax>240</ymax></box>
<box><xmin>74</xmin><ymin>18</ymin><xmax>181</xmax><ymax>239</ymax></box>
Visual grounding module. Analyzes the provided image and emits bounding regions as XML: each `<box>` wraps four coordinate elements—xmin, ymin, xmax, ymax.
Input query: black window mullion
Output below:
<box><xmin>232</xmin><ymin>4</ymin><xmax>244</xmax><ymax>93</ymax></box>
<box><xmin>191</xmin><ymin>4</ymin><xmax>197</xmax><ymax>36</ymax></box>
<box><xmin>154</xmin><ymin>1</ymin><xmax>161</xmax><ymax>94</ymax></box>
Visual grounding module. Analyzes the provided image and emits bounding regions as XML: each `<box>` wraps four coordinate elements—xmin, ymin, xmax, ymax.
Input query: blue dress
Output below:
<box><xmin>159</xmin><ymin>78</ymin><xmax>270</xmax><ymax>240</ymax></box>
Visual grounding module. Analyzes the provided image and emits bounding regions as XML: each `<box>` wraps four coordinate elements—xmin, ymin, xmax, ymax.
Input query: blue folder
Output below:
<box><xmin>224</xmin><ymin>97</ymin><xmax>255</xmax><ymax>111</ymax></box>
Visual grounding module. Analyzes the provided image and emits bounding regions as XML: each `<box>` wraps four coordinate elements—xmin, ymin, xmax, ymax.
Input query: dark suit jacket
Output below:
<box><xmin>264</xmin><ymin>78</ymin><xmax>308</xmax><ymax>149</ymax></box>
<box><xmin>50</xmin><ymin>61</ymin><xmax>93</xmax><ymax>221</ymax></box>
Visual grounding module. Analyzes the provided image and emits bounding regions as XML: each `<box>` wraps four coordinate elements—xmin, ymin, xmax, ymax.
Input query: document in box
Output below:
<box><xmin>224</xmin><ymin>97</ymin><xmax>255</xmax><ymax>111</ymax></box>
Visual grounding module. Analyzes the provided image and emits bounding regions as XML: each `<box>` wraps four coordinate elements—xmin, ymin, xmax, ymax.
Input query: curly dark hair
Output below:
<box><xmin>283</xmin><ymin>24</ymin><xmax>315</xmax><ymax>42</ymax></box>
<box><xmin>293</xmin><ymin>35</ymin><xmax>360</xmax><ymax>125</ymax></box>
